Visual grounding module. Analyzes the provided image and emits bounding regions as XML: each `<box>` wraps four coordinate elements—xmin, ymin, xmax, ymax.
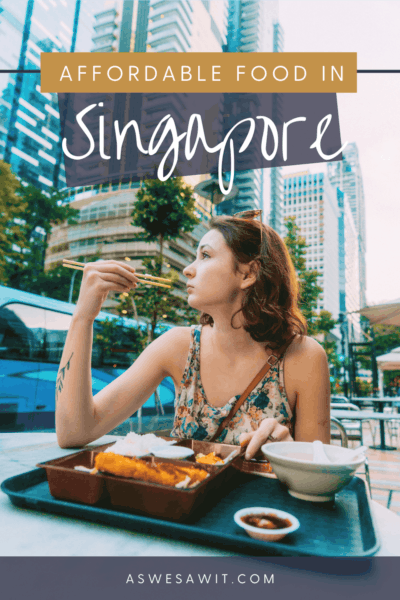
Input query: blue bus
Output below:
<box><xmin>0</xmin><ymin>285</ymin><xmax>175</xmax><ymax>431</ymax></box>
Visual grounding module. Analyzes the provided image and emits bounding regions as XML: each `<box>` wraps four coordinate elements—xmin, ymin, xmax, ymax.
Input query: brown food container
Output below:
<box><xmin>174</xmin><ymin>438</ymin><xmax>240</xmax><ymax>462</ymax></box>
<box><xmin>37</xmin><ymin>447</ymin><xmax>108</xmax><ymax>505</ymax></box>
<box><xmin>37</xmin><ymin>439</ymin><xmax>238</xmax><ymax>522</ymax></box>
<box><xmin>232</xmin><ymin>455</ymin><xmax>276</xmax><ymax>478</ymax></box>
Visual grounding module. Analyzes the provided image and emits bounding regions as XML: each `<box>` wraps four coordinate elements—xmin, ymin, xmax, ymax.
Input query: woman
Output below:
<box><xmin>56</xmin><ymin>214</ymin><xmax>330</xmax><ymax>458</ymax></box>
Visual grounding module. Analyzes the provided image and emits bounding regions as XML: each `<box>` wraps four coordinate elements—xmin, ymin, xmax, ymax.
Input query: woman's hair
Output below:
<box><xmin>200</xmin><ymin>215</ymin><xmax>307</xmax><ymax>349</ymax></box>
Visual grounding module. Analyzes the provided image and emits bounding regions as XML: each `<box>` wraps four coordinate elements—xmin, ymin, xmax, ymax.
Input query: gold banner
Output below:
<box><xmin>41</xmin><ymin>52</ymin><xmax>357</xmax><ymax>93</ymax></box>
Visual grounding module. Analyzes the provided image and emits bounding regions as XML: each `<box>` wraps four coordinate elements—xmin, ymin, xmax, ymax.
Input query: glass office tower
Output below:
<box><xmin>282</xmin><ymin>170</ymin><xmax>340</xmax><ymax>319</ymax></box>
<box><xmin>0</xmin><ymin>0</ymin><xmax>97</xmax><ymax>190</ymax></box>
<box><xmin>327</xmin><ymin>143</ymin><xmax>367</xmax><ymax>308</ymax></box>
<box><xmin>217</xmin><ymin>0</ymin><xmax>279</xmax><ymax>217</ymax></box>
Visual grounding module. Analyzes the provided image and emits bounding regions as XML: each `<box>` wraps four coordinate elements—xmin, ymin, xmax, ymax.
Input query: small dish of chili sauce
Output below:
<box><xmin>234</xmin><ymin>507</ymin><xmax>300</xmax><ymax>542</ymax></box>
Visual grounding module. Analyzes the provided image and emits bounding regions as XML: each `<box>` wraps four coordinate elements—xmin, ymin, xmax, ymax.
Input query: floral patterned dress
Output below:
<box><xmin>170</xmin><ymin>324</ymin><xmax>294</xmax><ymax>445</ymax></box>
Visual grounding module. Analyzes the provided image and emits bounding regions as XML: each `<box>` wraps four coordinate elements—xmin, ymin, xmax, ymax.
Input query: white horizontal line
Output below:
<box><xmin>11</xmin><ymin>146</ymin><xmax>39</xmax><ymax>166</ymax></box>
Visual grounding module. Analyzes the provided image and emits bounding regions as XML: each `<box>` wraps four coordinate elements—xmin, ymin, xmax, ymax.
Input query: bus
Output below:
<box><xmin>0</xmin><ymin>285</ymin><xmax>175</xmax><ymax>432</ymax></box>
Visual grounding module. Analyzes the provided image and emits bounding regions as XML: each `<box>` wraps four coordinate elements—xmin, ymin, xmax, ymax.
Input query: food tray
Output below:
<box><xmin>34</xmin><ymin>440</ymin><xmax>239</xmax><ymax>522</ymax></box>
<box><xmin>1</xmin><ymin>468</ymin><xmax>380</xmax><ymax>556</ymax></box>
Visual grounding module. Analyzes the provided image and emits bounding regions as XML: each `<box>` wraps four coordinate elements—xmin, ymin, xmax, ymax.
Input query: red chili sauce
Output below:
<box><xmin>241</xmin><ymin>513</ymin><xmax>292</xmax><ymax>530</ymax></box>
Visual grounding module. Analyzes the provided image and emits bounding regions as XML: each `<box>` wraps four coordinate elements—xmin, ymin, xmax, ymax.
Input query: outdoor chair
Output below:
<box><xmin>330</xmin><ymin>417</ymin><xmax>371</xmax><ymax>496</ymax></box>
<box><xmin>331</xmin><ymin>395</ymin><xmax>350</xmax><ymax>404</ymax></box>
<box><xmin>383</xmin><ymin>406</ymin><xmax>400</xmax><ymax>448</ymax></box>
<box><xmin>331</xmin><ymin>402</ymin><xmax>364</xmax><ymax>446</ymax></box>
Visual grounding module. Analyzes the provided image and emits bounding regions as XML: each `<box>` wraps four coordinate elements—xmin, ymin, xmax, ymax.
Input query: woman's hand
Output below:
<box><xmin>239</xmin><ymin>417</ymin><xmax>293</xmax><ymax>460</ymax></box>
<box><xmin>74</xmin><ymin>260</ymin><xmax>139</xmax><ymax>322</ymax></box>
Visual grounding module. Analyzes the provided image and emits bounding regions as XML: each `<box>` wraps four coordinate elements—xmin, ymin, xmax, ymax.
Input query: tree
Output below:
<box><xmin>127</xmin><ymin>177</ymin><xmax>200</xmax><ymax>340</ymax></box>
<box><xmin>0</xmin><ymin>160</ymin><xmax>27</xmax><ymax>284</ymax></box>
<box><xmin>33</xmin><ymin>262</ymin><xmax>81</xmax><ymax>303</ymax></box>
<box><xmin>94</xmin><ymin>318</ymin><xmax>143</xmax><ymax>367</ymax></box>
<box><xmin>315</xmin><ymin>310</ymin><xmax>340</xmax><ymax>392</ymax></box>
<box><xmin>284</xmin><ymin>217</ymin><xmax>340</xmax><ymax>391</ymax></box>
<box><xmin>131</xmin><ymin>177</ymin><xmax>199</xmax><ymax>275</ymax></box>
<box><xmin>4</xmin><ymin>184</ymin><xmax>79</xmax><ymax>292</ymax></box>
<box><xmin>284</xmin><ymin>216</ymin><xmax>323</xmax><ymax>334</ymax></box>
<box><xmin>117</xmin><ymin>256</ymin><xmax>199</xmax><ymax>342</ymax></box>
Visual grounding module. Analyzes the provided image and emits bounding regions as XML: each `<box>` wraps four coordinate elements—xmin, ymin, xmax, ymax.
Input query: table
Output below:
<box><xmin>350</xmin><ymin>398</ymin><xmax>400</xmax><ymax>411</ymax></box>
<box><xmin>1</xmin><ymin>433</ymin><xmax>400</xmax><ymax>556</ymax></box>
<box><xmin>331</xmin><ymin>409</ymin><xmax>400</xmax><ymax>451</ymax></box>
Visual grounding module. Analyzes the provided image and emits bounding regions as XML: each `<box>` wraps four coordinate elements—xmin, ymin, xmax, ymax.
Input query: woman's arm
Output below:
<box><xmin>55</xmin><ymin>259</ymin><xmax>189</xmax><ymax>448</ymax></box>
<box><xmin>289</xmin><ymin>337</ymin><xmax>331</xmax><ymax>444</ymax></box>
<box><xmin>56</xmin><ymin>325</ymin><xmax>188</xmax><ymax>448</ymax></box>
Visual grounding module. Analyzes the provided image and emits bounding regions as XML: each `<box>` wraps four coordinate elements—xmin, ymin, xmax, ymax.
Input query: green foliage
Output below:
<box><xmin>117</xmin><ymin>256</ymin><xmax>198</xmax><ymax>341</ymax></box>
<box><xmin>284</xmin><ymin>217</ymin><xmax>340</xmax><ymax>391</ymax></box>
<box><xmin>315</xmin><ymin>310</ymin><xmax>337</xmax><ymax>337</ymax></box>
<box><xmin>127</xmin><ymin>177</ymin><xmax>200</xmax><ymax>339</ymax></box>
<box><xmin>94</xmin><ymin>318</ymin><xmax>143</xmax><ymax>366</ymax></box>
<box><xmin>372</xmin><ymin>324</ymin><xmax>400</xmax><ymax>356</ymax></box>
<box><xmin>0</xmin><ymin>161</ymin><xmax>27</xmax><ymax>284</ymax></box>
<box><xmin>132</xmin><ymin>177</ymin><xmax>199</xmax><ymax>244</ymax></box>
<box><xmin>284</xmin><ymin>216</ymin><xmax>324</xmax><ymax>334</ymax></box>
<box><xmin>355</xmin><ymin>377</ymin><xmax>373</xmax><ymax>397</ymax></box>
<box><xmin>1</xmin><ymin>177</ymin><xmax>79</xmax><ymax>292</ymax></box>
<box><xmin>39</xmin><ymin>262</ymin><xmax>82</xmax><ymax>303</ymax></box>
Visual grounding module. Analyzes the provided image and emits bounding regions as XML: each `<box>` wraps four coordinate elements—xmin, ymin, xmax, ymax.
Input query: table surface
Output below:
<box><xmin>331</xmin><ymin>409</ymin><xmax>400</xmax><ymax>421</ymax></box>
<box><xmin>1</xmin><ymin>432</ymin><xmax>400</xmax><ymax>557</ymax></box>
<box><xmin>351</xmin><ymin>398</ymin><xmax>400</xmax><ymax>402</ymax></box>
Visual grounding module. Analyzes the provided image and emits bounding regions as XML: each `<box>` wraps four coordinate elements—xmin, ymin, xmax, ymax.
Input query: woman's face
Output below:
<box><xmin>183</xmin><ymin>229</ymin><xmax>245</xmax><ymax>313</ymax></box>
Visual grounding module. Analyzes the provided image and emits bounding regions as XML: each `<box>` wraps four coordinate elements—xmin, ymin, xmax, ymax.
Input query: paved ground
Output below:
<box><xmin>348</xmin><ymin>421</ymin><xmax>400</xmax><ymax>517</ymax></box>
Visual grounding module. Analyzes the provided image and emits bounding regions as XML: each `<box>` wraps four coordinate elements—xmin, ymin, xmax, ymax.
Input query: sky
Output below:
<box><xmin>278</xmin><ymin>0</ymin><xmax>400</xmax><ymax>306</ymax></box>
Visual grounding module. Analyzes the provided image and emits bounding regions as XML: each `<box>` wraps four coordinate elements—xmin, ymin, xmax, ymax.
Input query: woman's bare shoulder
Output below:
<box><xmin>157</xmin><ymin>326</ymin><xmax>192</xmax><ymax>346</ymax></box>
<box><xmin>285</xmin><ymin>335</ymin><xmax>327</xmax><ymax>364</ymax></box>
<box><xmin>153</xmin><ymin>326</ymin><xmax>193</xmax><ymax>382</ymax></box>
<box><xmin>284</xmin><ymin>335</ymin><xmax>330</xmax><ymax>399</ymax></box>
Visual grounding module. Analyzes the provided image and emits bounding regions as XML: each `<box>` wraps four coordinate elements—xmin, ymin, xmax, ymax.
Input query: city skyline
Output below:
<box><xmin>0</xmin><ymin>0</ymin><xmax>396</xmax><ymax>308</ymax></box>
<box><xmin>279</xmin><ymin>0</ymin><xmax>400</xmax><ymax>306</ymax></box>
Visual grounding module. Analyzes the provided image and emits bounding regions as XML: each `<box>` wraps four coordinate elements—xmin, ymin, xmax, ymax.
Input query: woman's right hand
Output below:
<box><xmin>74</xmin><ymin>260</ymin><xmax>139</xmax><ymax>322</ymax></box>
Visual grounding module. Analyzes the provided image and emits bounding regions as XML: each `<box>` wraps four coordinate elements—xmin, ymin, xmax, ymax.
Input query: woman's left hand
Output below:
<box><xmin>238</xmin><ymin>417</ymin><xmax>293</xmax><ymax>460</ymax></box>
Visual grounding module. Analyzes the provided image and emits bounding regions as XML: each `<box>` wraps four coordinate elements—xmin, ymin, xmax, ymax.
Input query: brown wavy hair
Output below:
<box><xmin>199</xmin><ymin>215</ymin><xmax>307</xmax><ymax>349</ymax></box>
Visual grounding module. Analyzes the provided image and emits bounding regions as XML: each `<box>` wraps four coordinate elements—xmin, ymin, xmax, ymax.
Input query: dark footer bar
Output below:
<box><xmin>0</xmin><ymin>557</ymin><xmax>398</xmax><ymax>600</ymax></box>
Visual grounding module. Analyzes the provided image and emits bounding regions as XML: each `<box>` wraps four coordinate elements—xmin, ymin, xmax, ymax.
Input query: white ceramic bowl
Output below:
<box><xmin>261</xmin><ymin>442</ymin><xmax>366</xmax><ymax>502</ymax></box>
<box><xmin>151</xmin><ymin>446</ymin><xmax>195</xmax><ymax>460</ymax></box>
<box><xmin>234</xmin><ymin>507</ymin><xmax>300</xmax><ymax>542</ymax></box>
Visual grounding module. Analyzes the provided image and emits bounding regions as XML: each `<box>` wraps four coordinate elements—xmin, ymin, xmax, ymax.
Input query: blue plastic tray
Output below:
<box><xmin>1</xmin><ymin>468</ymin><xmax>380</xmax><ymax>557</ymax></box>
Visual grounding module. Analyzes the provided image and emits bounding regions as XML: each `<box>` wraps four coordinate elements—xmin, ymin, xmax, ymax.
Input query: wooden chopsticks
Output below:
<box><xmin>62</xmin><ymin>259</ymin><xmax>172</xmax><ymax>289</ymax></box>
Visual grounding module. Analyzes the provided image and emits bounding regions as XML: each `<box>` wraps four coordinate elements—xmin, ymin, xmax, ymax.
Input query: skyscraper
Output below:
<box><xmin>327</xmin><ymin>143</ymin><xmax>367</xmax><ymax>308</ymax></box>
<box><xmin>0</xmin><ymin>0</ymin><xmax>97</xmax><ymax>190</ymax></box>
<box><xmin>283</xmin><ymin>170</ymin><xmax>340</xmax><ymax>319</ymax></box>
<box><xmin>216</xmin><ymin>0</ymin><xmax>279</xmax><ymax>217</ymax></box>
<box><xmin>337</xmin><ymin>187</ymin><xmax>361</xmax><ymax>342</ymax></box>
<box><xmin>92</xmin><ymin>0</ymin><xmax>227</xmax><ymax>54</ymax></box>
<box><xmin>268</xmin><ymin>19</ymin><xmax>284</xmax><ymax>235</ymax></box>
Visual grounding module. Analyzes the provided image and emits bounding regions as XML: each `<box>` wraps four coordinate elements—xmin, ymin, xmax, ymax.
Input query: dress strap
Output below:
<box><xmin>179</xmin><ymin>324</ymin><xmax>201</xmax><ymax>386</ymax></box>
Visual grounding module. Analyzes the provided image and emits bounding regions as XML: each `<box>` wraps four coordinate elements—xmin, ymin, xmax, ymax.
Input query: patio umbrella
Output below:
<box><xmin>376</xmin><ymin>346</ymin><xmax>400</xmax><ymax>371</ymax></box>
<box><xmin>358</xmin><ymin>299</ymin><xmax>400</xmax><ymax>326</ymax></box>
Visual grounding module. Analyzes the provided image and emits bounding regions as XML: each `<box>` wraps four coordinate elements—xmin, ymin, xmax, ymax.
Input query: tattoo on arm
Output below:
<box><xmin>55</xmin><ymin>352</ymin><xmax>74</xmax><ymax>404</ymax></box>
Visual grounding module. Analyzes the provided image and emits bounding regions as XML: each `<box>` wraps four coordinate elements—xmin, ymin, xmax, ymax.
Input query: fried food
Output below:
<box><xmin>195</xmin><ymin>452</ymin><xmax>224</xmax><ymax>465</ymax></box>
<box><xmin>94</xmin><ymin>452</ymin><xmax>209</xmax><ymax>488</ymax></box>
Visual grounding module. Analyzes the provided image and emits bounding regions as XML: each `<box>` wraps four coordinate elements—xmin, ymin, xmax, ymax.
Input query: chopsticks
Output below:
<box><xmin>62</xmin><ymin>259</ymin><xmax>172</xmax><ymax>289</ymax></box>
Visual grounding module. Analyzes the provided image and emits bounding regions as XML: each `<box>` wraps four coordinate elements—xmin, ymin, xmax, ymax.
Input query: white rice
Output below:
<box><xmin>105</xmin><ymin>432</ymin><xmax>176</xmax><ymax>458</ymax></box>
